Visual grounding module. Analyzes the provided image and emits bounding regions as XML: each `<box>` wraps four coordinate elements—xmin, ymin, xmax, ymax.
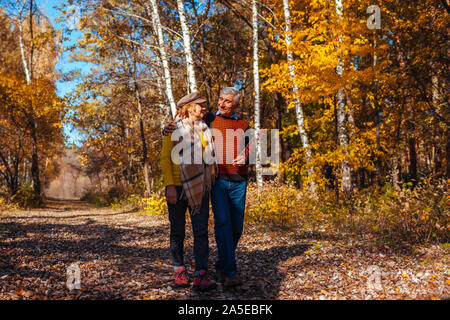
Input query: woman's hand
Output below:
<box><xmin>166</xmin><ymin>185</ymin><xmax>178</xmax><ymax>204</ymax></box>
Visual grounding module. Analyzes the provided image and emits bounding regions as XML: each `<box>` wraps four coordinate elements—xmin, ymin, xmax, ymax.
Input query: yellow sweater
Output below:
<box><xmin>160</xmin><ymin>131</ymin><xmax>206</xmax><ymax>187</ymax></box>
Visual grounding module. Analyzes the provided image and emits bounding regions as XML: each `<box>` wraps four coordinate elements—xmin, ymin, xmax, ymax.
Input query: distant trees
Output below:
<box><xmin>0</xmin><ymin>3</ymin><xmax>65</xmax><ymax>204</ymax></box>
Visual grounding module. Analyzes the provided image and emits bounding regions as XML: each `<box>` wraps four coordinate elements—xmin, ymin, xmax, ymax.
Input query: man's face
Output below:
<box><xmin>218</xmin><ymin>93</ymin><xmax>236</xmax><ymax>117</ymax></box>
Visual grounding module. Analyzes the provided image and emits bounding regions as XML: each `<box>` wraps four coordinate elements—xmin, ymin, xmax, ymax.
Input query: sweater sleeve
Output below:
<box><xmin>160</xmin><ymin>134</ymin><xmax>175</xmax><ymax>186</ymax></box>
<box><xmin>204</xmin><ymin>112</ymin><xmax>215</xmax><ymax>127</ymax></box>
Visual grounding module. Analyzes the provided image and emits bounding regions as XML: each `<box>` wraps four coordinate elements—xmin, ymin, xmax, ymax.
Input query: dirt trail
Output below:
<box><xmin>0</xmin><ymin>199</ymin><xmax>448</xmax><ymax>300</ymax></box>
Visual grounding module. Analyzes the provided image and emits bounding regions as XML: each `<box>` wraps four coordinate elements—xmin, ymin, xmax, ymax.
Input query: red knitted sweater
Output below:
<box><xmin>210</xmin><ymin>115</ymin><xmax>249</xmax><ymax>180</ymax></box>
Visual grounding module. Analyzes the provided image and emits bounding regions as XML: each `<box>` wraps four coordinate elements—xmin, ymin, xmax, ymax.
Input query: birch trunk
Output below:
<box><xmin>28</xmin><ymin>0</ymin><xmax>34</xmax><ymax>81</ymax></box>
<box><xmin>147</xmin><ymin>0</ymin><xmax>177</xmax><ymax>118</ymax></box>
<box><xmin>15</xmin><ymin>0</ymin><xmax>30</xmax><ymax>83</ymax></box>
<box><xmin>16</xmin><ymin>0</ymin><xmax>41</xmax><ymax>203</ymax></box>
<box><xmin>18</xmin><ymin>21</ymin><xmax>31</xmax><ymax>84</ymax></box>
<box><xmin>23</xmin><ymin>158</ymin><xmax>29</xmax><ymax>183</ymax></box>
<box><xmin>282</xmin><ymin>0</ymin><xmax>315</xmax><ymax>194</ymax></box>
<box><xmin>335</xmin><ymin>0</ymin><xmax>352</xmax><ymax>196</ymax></box>
<box><xmin>431</xmin><ymin>72</ymin><xmax>442</xmax><ymax>175</ymax></box>
<box><xmin>176</xmin><ymin>0</ymin><xmax>197</xmax><ymax>93</ymax></box>
<box><xmin>252</xmin><ymin>0</ymin><xmax>263</xmax><ymax>187</ymax></box>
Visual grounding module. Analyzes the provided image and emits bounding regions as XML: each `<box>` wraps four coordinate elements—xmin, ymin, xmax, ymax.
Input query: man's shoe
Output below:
<box><xmin>215</xmin><ymin>267</ymin><xmax>225</xmax><ymax>284</ymax></box>
<box><xmin>223</xmin><ymin>274</ymin><xmax>243</xmax><ymax>288</ymax></box>
<box><xmin>174</xmin><ymin>267</ymin><xmax>190</xmax><ymax>288</ymax></box>
<box><xmin>192</xmin><ymin>270</ymin><xmax>217</xmax><ymax>291</ymax></box>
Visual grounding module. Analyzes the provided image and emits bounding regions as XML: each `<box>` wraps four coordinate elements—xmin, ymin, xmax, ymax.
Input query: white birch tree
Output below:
<box><xmin>335</xmin><ymin>0</ymin><xmax>352</xmax><ymax>195</ymax></box>
<box><xmin>146</xmin><ymin>0</ymin><xmax>177</xmax><ymax>118</ymax></box>
<box><xmin>15</xmin><ymin>0</ymin><xmax>31</xmax><ymax>84</ymax></box>
<box><xmin>176</xmin><ymin>0</ymin><xmax>197</xmax><ymax>93</ymax></box>
<box><xmin>12</xmin><ymin>0</ymin><xmax>42</xmax><ymax>203</ymax></box>
<box><xmin>282</xmin><ymin>0</ymin><xmax>315</xmax><ymax>194</ymax></box>
<box><xmin>251</xmin><ymin>0</ymin><xmax>263</xmax><ymax>187</ymax></box>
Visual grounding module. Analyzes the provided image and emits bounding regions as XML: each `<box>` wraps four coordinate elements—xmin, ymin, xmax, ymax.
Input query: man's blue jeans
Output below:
<box><xmin>211</xmin><ymin>179</ymin><xmax>247</xmax><ymax>276</ymax></box>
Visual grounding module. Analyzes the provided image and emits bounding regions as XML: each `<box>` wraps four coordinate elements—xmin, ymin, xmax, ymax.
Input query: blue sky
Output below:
<box><xmin>42</xmin><ymin>0</ymin><xmax>91</xmax><ymax>146</ymax></box>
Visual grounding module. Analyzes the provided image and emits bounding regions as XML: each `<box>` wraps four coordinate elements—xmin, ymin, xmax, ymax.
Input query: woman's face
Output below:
<box><xmin>189</xmin><ymin>103</ymin><xmax>205</xmax><ymax>121</ymax></box>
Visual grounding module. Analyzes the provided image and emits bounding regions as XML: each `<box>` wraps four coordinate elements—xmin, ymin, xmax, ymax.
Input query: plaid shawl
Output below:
<box><xmin>173</xmin><ymin>117</ymin><xmax>217</xmax><ymax>215</ymax></box>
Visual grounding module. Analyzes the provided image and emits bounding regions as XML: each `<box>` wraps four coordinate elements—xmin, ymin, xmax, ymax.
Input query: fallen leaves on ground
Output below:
<box><xmin>0</xmin><ymin>199</ymin><xmax>448</xmax><ymax>300</ymax></box>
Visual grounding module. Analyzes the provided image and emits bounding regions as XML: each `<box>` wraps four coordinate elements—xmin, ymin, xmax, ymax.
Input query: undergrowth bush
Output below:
<box><xmin>81</xmin><ymin>185</ymin><xmax>132</xmax><ymax>207</ymax></box>
<box><xmin>80</xmin><ymin>184</ymin><xmax>168</xmax><ymax>216</ymax></box>
<box><xmin>245</xmin><ymin>179</ymin><xmax>449</xmax><ymax>244</ymax></box>
<box><xmin>0</xmin><ymin>196</ymin><xmax>19</xmax><ymax>212</ymax></box>
<box><xmin>140</xmin><ymin>193</ymin><xmax>167</xmax><ymax>216</ymax></box>
<box><xmin>0</xmin><ymin>183</ymin><xmax>41</xmax><ymax>210</ymax></box>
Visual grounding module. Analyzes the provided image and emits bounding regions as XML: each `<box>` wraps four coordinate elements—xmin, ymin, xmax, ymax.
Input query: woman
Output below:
<box><xmin>160</xmin><ymin>91</ymin><xmax>217</xmax><ymax>291</ymax></box>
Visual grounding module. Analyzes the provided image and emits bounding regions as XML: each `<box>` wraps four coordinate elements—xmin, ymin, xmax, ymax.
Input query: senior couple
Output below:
<box><xmin>160</xmin><ymin>87</ymin><xmax>251</xmax><ymax>291</ymax></box>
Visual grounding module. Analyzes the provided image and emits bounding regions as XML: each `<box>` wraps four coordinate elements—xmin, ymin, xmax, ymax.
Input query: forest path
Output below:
<box><xmin>0</xmin><ymin>199</ymin><xmax>448</xmax><ymax>300</ymax></box>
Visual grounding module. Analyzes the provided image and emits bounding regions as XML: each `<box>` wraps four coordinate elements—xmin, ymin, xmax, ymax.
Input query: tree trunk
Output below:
<box><xmin>147</xmin><ymin>0</ymin><xmax>177</xmax><ymax>118</ymax></box>
<box><xmin>431</xmin><ymin>73</ymin><xmax>443</xmax><ymax>175</ymax></box>
<box><xmin>17</xmin><ymin>5</ymin><xmax>31</xmax><ymax>84</ymax></box>
<box><xmin>446</xmin><ymin>127</ymin><xmax>450</xmax><ymax>178</ymax></box>
<box><xmin>28</xmin><ymin>0</ymin><xmax>34</xmax><ymax>81</ymax></box>
<box><xmin>0</xmin><ymin>152</ymin><xmax>19</xmax><ymax>195</ymax></box>
<box><xmin>408</xmin><ymin>132</ymin><xmax>417</xmax><ymax>183</ymax></box>
<box><xmin>176</xmin><ymin>0</ymin><xmax>197</xmax><ymax>93</ymax></box>
<box><xmin>392</xmin><ymin>153</ymin><xmax>400</xmax><ymax>192</ymax></box>
<box><xmin>30</xmin><ymin>120</ymin><xmax>41</xmax><ymax>204</ymax></box>
<box><xmin>372</xmin><ymin>36</ymin><xmax>383</xmax><ymax>184</ymax></box>
<box><xmin>134</xmin><ymin>81</ymin><xmax>152</xmax><ymax>196</ymax></box>
<box><xmin>23</xmin><ymin>158</ymin><xmax>29</xmax><ymax>183</ymax></box>
<box><xmin>251</xmin><ymin>0</ymin><xmax>263</xmax><ymax>187</ymax></box>
<box><xmin>282</xmin><ymin>0</ymin><xmax>315</xmax><ymax>193</ymax></box>
<box><xmin>334</xmin><ymin>96</ymin><xmax>340</xmax><ymax>201</ymax></box>
<box><xmin>18</xmin><ymin>0</ymin><xmax>41</xmax><ymax>204</ymax></box>
<box><xmin>392</xmin><ymin>112</ymin><xmax>403</xmax><ymax>191</ymax></box>
<box><xmin>446</xmin><ymin>22</ymin><xmax>450</xmax><ymax>179</ymax></box>
<box><xmin>335</xmin><ymin>0</ymin><xmax>352</xmax><ymax>196</ymax></box>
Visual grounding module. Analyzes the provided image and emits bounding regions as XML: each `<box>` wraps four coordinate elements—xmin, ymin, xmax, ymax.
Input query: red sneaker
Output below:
<box><xmin>192</xmin><ymin>270</ymin><xmax>217</xmax><ymax>291</ymax></box>
<box><xmin>174</xmin><ymin>267</ymin><xmax>190</xmax><ymax>288</ymax></box>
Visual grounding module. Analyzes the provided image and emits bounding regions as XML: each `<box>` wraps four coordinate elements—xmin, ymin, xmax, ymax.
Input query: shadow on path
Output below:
<box><xmin>188</xmin><ymin>243</ymin><xmax>310</xmax><ymax>300</ymax></box>
<box><xmin>1</xmin><ymin>202</ymin><xmax>311</xmax><ymax>299</ymax></box>
<box><xmin>0</xmin><ymin>220</ymin><xmax>170</xmax><ymax>298</ymax></box>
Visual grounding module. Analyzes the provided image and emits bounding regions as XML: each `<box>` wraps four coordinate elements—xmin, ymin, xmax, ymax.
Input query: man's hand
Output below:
<box><xmin>163</xmin><ymin>121</ymin><xmax>176</xmax><ymax>136</ymax></box>
<box><xmin>166</xmin><ymin>185</ymin><xmax>178</xmax><ymax>204</ymax></box>
<box><xmin>233</xmin><ymin>154</ymin><xmax>246</xmax><ymax>167</ymax></box>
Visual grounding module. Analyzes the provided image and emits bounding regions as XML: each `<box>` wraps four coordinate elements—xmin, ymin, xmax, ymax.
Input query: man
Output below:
<box><xmin>163</xmin><ymin>87</ymin><xmax>251</xmax><ymax>288</ymax></box>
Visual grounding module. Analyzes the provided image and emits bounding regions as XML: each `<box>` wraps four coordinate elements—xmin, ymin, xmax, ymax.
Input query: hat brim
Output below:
<box><xmin>189</xmin><ymin>98</ymin><xmax>207</xmax><ymax>105</ymax></box>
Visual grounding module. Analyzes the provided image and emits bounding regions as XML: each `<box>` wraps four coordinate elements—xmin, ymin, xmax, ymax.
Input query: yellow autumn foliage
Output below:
<box><xmin>141</xmin><ymin>194</ymin><xmax>167</xmax><ymax>216</ymax></box>
<box><xmin>245</xmin><ymin>179</ymin><xmax>449</xmax><ymax>244</ymax></box>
